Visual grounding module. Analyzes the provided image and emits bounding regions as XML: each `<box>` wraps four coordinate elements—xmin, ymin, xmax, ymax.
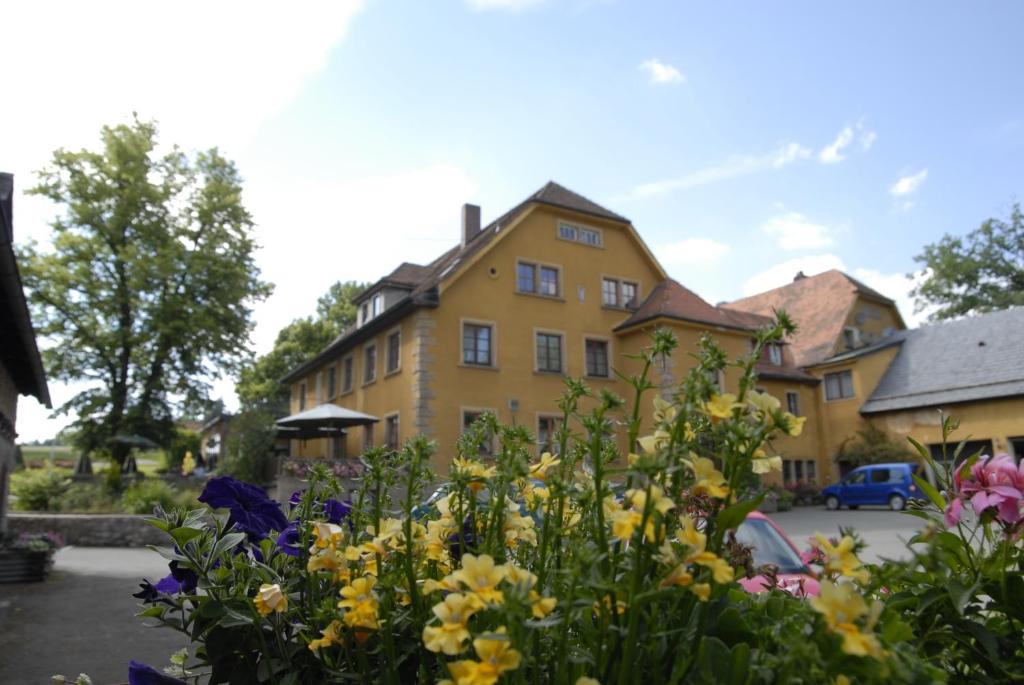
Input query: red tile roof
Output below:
<box><xmin>616</xmin><ymin>279</ymin><xmax>773</xmax><ymax>333</ymax></box>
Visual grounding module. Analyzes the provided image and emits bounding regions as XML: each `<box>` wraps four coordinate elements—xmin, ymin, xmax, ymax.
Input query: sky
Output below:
<box><xmin>3</xmin><ymin>0</ymin><xmax>1023</xmax><ymax>441</ymax></box>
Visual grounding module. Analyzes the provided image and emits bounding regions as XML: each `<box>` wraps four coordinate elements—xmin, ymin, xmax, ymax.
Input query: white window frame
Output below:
<box><xmin>460</xmin><ymin>318</ymin><xmax>497</xmax><ymax>368</ymax></box>
<box><xmin>327</xmin><ymin>364</ymin><xmax>337</xmax><ymax>399</ymax></box>
<box><xmin>461</xmin><ymin>407</ymin><xmax>497</xmax><ymax>456</ymax></box>
<box><xmin>768</xmin><ymin>344</ymin><xmax>783</xmax><ymax>366</ymax></box>
<box><xmin>536</xmin><ymin>413</ymin><xmax>563</xmax><ymax>456</ymax></box>
<box><xmin>385</xmin><ymin>327</ymin><xmax>402</xmax><ymax>375</ymax></box>
<box><xmin>557</xmin><ymin>221</ymin><xmax>604</xmax><ymax>248</ymax></box>
<box><xmin>384</xmin><ymin>411</ymin><xmax>400</xmax><ymax>451</ymax></box>
<box><xmin>583</xmin><ymin>336</ymin><xmax>612</xmax><ymax>379</ymax></box>
<box><xmin>363</xmin><ymin>342</ymin><xmax>377</xmax><ymax>385</ymax></box>
<box><xmin>824</xmin><ymin>370</ymin><xmax>855</xmax><ymax>401</ymax></box>
<box><xmin>515</xmin><ymin>259</ymin><xmax>563</xmax><ymax>299</ymax></box>
<box><xmin>342</xmin><ymin>355</ymin><xmax>354</xmax><ymax>394</ymax></box>
<box><xmin>786</xmin><ymin>390</ymin><xmax>801</xmax><ymax>416</ymax></box>
<box><xmin>534</xmin><ymin>328</ymin><xmax>566</xmax><ymax>375</ymax></box>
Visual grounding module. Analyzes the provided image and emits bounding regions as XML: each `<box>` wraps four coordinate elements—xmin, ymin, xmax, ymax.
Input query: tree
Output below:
<box><xmin>236</xmin><ymin>280</ymin><xmax>367</xmax><ymax>412</ymax></box>
<box><xmin>911</xmin><ymin>203</ymin><xmax>1024</xmax><ymax>320</ymax></box>
<box><xmin>19</xmin><ymin>116</ymin><xmax>272</xmax><ymax>464</ymax></box>
<box><xmin>838</xmin><ymin>424</ymin><xmax>913</xmax><ymax>467</ymax></box>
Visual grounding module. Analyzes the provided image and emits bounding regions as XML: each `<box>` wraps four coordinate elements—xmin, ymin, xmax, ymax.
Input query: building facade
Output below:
<box><xmin>283</xmin><ymin>182</ymin><xmax>1023</xmax><ymax>485</ymax></box>
<box><xmin>0</xmin><ymin>172</ymin><xmax>51</xmax><ymax>535</ymax></box>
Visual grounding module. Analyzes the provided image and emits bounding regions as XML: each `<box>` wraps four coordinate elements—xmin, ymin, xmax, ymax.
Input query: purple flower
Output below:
<box><xmin>198</xmin><ymin>476</ymin><xmax>288</xmax><ymax>540</ymax></box>
<box><xmin>153</xmin><ymin>561</ymin><xmax>198</xmax><ymax>594</ymax></box>
<box><xmin>276</xmin><ymin>522</ymin><xmax>301</xmax><ymax>557</ymax></box>
<box><xmin>132</xmin><ymin>580</ymin><xmax>177</xmax><ymax>606</ymax></box>
<box><xmin>128</xmin><ymin>660</ymin><xmax>186</xmax><ymax>685</ymax></box>
<box><xmin>325</xmin><ymin>498</ymin><xmax>353</xmax><ymax>524</ymax></box>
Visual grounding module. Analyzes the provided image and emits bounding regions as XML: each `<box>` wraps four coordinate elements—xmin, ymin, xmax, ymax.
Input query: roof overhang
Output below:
<box><xmin>613</xmin><ymin>313</ymin><xmax>758</xmax><ymax>337</ymax></box>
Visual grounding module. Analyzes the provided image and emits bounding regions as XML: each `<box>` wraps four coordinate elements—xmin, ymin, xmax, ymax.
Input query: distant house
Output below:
<box><xmin>0</xmin><ymin>172</ymin><xmax>51</xmax><ymax>534</ymax></box>
<box><xmin>199</xmin><ymin>411</ymin><xmax>234</xmax><ymax>470</ymax></box>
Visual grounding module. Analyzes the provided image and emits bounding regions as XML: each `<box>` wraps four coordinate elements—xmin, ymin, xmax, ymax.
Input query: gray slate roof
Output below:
<box><xmin>860</xmin><ymin>307</ymin><xmax>1024</xmax><ymax>414</ymax></box>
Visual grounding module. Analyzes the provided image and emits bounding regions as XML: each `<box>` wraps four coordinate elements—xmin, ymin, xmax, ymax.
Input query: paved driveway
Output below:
<box><xmin>0</xmin><ymin>547</ymin><xmax>191</xmax><ymax>685</ymax></box>
<box><xmin>769</xmin><ymin>506</ymin><xmax>928</xmax><ymax>563</ymax></box>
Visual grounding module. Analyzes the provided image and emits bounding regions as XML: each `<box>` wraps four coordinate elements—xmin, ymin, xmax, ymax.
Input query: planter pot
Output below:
<box><xmin>0</xmin><ymin>549</ymin><xmax>53</xmax><ymax>583</ymax></box>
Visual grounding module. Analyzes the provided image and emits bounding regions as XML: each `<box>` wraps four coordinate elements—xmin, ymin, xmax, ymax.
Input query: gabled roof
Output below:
<box><xmin>0</xmin><ymin>172</ymin><xmax>50</xmax><ymax>409</ymax></box>
<box><xmin>722</xmin><ymin>269</ymin><xmax>901</xmax><ymax>368</ymax></box>
<box><xmin>615</xmin><ymin>279</ymin><xmax>773</xmax><ymax>334</ymax></box>
<box><xmin>861</xmin><ymin>307</ymin><xmax>1024</xmax><ymax>414</ymax></box>
<box><xmin>281</xmin><ymin>182</ymin><xmax>633</xmax><ymax>384</ymax></box>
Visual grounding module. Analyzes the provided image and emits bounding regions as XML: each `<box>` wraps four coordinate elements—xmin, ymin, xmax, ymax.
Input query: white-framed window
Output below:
<box><xmin>315</xmin><ymin>372</ymin><xmax>323</xmax><ymax>404</ymax></box>
<box><xmin>462</xmin><ymin>321</ymin><xmax>494</xmax><ymax>366</ymax></box>
<box><xmin>516</xmin><ymin>261</ymin><xmax>561</xmax><ymax>297</ymax></box>
<box><xmin>372</xmin><ymin>293</ymin><xmax>383</xmax><ymax>317</ymax></box>
<box><xmin>842</xmin><ymin>327</ymin><xmax>860</xmax><ymax>350</ymax></box>
<box><xmin>768</xmin><ymin>343</ymin><xmax>783</xmax><ymax>366</ymax></box>
<box><xmin>707</xmin><ymin>369</ymin><xmax>726</xmax><ymax>392</ymax></box>
<box><xmin>783</xmin><ymin>459</ymin><xmax>818</xmax><ymax>485</ymax></box>
<box><xmin>537</xmin><ymin>415</ymin><xmax>562</xmax><ymax>455</ymax></box>
<box><xmin>386</xmin><ymin>329</ymin><xmax>401</xmax><ymax>374</ymax></box>
<box><xmin>363</xmin><ymin>344</ymin><xmax>377</xmax><ymax>384</ymax></box>
<box><xmin>558</xmin><ymin>221</ymin><xmax>603</xmax><ymax>247</ymax></box>
<box><xmin>363</xmin><ymin>425</ymin><xmax>374</xmax><ymax>452</ymax></box>
<box><xmin>602</xmin><ymin>278</ymin><xmax>619</xmax><ymax>306</ymax></box>
<box><xmin>824</xmin><ymin>370</ymin><xmax>855</xmax><ymax>401</ymax></box>
<box><xmin>585</xmin><ymin>338</ymin><xmax>610</xmax><ymax>378</ymax></box>
<box><xmin>621</xmin><ymin>281</ymin><xmax>638</xmax><ymax>308</ymax></box>
<box><xmin>327</xmin><ymin>365</ymin><xmax>337</xmax><ymax>399</ymax></box>
<box><xmin>536</xmin><ymin>332</ymin><xmax>564</xmax><ymax>374</ymax></box>
<box><xmin>342</xmin><ymin>356</ymin><xmax>354</xmax><ymax>393</ymax></box>
<box><xmin>298</xmin><ymin>382</ymin><xmax>307</xmax><ymax>410</ymax></box>
<box><xmin>384</xmin><ymin>413</ymin><xmax>399</xmax><ymax>451</ymax></box>
<box><xmin>786</xmin><ymin>391</ymin><xmax>800</xmax><ymax>416</ymax></box>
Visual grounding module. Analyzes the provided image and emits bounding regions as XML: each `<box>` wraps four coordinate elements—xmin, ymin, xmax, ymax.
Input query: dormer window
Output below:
<box><xmin>372</xmin><ymin>293</ymin><xmax>383</xmax><ymax>317</ymax></box>
<box><xmin>767</xmin><ymin>343</ymin><xmax>783</xmax><ymax>366</ymax></box>
<box><xmin>842</xmin><ymin>327</ymin><xmax>861</xmax><ymax>350</ymax></box>
<box><xmin>558</xmin><ymin>222</ymin><xmax>603</xmax><ymax>247</ymax></box>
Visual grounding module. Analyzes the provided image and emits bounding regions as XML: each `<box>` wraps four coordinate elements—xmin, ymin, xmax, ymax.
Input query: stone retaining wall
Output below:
<box><xmin>7</xmin><ymin>512</ymin><xmax>166</xmax><ymax>547</ymax></box>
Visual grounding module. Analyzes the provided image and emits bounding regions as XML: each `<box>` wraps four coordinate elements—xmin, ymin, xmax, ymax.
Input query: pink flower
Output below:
<box><xmin>956</xmin><ymin>454</ymin><xmax>1024</xmax><ymax>525</ymax></box>
<box><xmin>943</xmin><ymin>496</ymin><xmax>963</xmax><ymax>527</ymax></box>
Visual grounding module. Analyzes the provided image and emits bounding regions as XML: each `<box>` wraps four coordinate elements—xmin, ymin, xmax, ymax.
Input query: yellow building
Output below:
<box><xmin>280</xmin><ymin>182</ymin><xmax>822</xmax><ymax>475</ymax></box>
<box><xmin>281</xmin><ymin>183</ymin><xmax>1024</xmax><ymax>485</ymax></box>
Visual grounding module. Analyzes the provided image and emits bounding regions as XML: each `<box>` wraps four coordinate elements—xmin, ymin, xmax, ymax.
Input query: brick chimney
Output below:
<box><xmin>461</xmin><ymin>203</ymin><xmax>481</xmax><ymax>247</ymax></box>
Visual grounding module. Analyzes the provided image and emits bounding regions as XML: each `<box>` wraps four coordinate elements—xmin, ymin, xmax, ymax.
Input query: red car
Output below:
<box><xmin>735</xmin><ymin>511</ymin><xmax>819</xmax><ymax>597</ymax></box>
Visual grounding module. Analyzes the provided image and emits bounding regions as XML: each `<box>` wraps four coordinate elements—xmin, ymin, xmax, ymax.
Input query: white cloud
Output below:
<box><xmin>819</xmin><ymin>121</ymin><xmax>877</xmax><ymax>163</ymax></box>
<box><xmin>761</xmin><ymin>211</ymin><xmax>833</xmax><ymax>250</ymax></box>
<box><xmin>656</xmin><ymin>238</ymin><xmax>730</xmax><ymax>266</ymax></box>
<box><xmin>740</xmin><ymin>255</ymin><xmax>927</xmax><ymax>327</ymax></box>
<box><xmin>819</xmin><ymin>126</ymin><xmax>855</xmax><ymax>164</ymax></box>
<box><xmin>623</xmin><ymin>141</ymin><xmax>812</xmax><ymax>199</ymax></box>
<box><xmin>890</xmin><ymin>169</ymin><xmax>928</xmax><ymax>197</ymax></box>
<box><xmin>640</xmin><ymin>58</ymin><xmax>685</xmax><ymax>85</ymax></box>
<box><xmin>465</xmin><ymin>0</ymin><xmax>547</xmax><ymax>9</ymax></box>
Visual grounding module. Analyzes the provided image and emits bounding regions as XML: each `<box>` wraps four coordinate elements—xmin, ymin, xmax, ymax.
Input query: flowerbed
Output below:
<box><xmin>111</xmin><ymin>321</ymin><xmax>1021</xmax><ymax>684</ymax></box>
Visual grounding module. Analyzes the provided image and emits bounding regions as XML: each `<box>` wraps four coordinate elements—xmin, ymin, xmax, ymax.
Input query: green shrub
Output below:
<box><xmin>165</xmin><ymin>428</ymin><xmax>202</xmax><ymax>472</ymax></box>
<box><xmin>59</xmin><ymin>482</ymin><xmax>118</xmax><ymax>512</ymax></box>
<box><xmin>221</xmin><ymin>408</ymin><xmax>277</xmax><ymax>484</ymax></box>
<box><xmin>10</xmin><ymin>468</ymin><xmax>72</xmax><ymax>511</ymax></box>
<box><xmin>121</xmin><ymin>478</ymin><xmax>178</xmax><ymax>514</ymax></box>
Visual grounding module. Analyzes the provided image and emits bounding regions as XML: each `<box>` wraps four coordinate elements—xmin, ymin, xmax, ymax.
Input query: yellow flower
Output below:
<box><xmin>677</xmin><ymin>515</ymin><xmax>707</xmax><ymax>555</ymax></box>
<box><xmin>181</xmin><ymin>451</ymin><xmax>195</xmax><ymax>476</ymax></box>
<box><xmin>689</xmin><ymin>456</ymin><xmax>730</xmax><ymax>499</ymax></box>
<box><xmin>576</xmin><ymin>678</ymin><xmax>601</xmax><ymax>685</ymax></box>
<box><xmin>529</xmin><ymin>593</ymin><xmax>557</xmax><ymax>618</ymax></box>
<box><xmin>504</xmin><ymin>508</ymin><xmax>537</xmax><ymax>548</ymax></box>
<box><xmin>683</xmin><ymin>422</ymin><xmax>696</xmax><ymax>441</ymax></box>
<box><xmin>751</xmin><ymin>455</ymin><xmax>783</xmax><ymax>474</ymax></box>
<box><xmin>307</xmin><ymin>620</ymin><xmax>341</xmax><ymax>651</ymax></box>
<box><xmin>703</xmin><ymin>393</ymin><xmax>740</xmax><ymax>421</ymax></box>
<box><xmin>626</xmin><ymin>484</ymin><xmax>675</xmax><ymax>516</ymax></box>
<box><xmin>637</xmin><ymin>429</ymin><xmax>671</xmax><ymax>455</ymax></box>
<box><xmin>747</xmin><ymin>391</ymin><xmax>780</xmax><ymax>415</ymax></box>
<box><xmin>452</xmin><ymin>554</ymin><xmax>507</xmax><ymax>604</ymax></box>
<box><xmin>453</xmin><ymin>457</ymin><xmax>498</xmax><ymax>492</ymax></box>
<box><xmin>529</xmin><ymin>452</ymin><xmax>561</xmax><ymax>480</ymax></box>
<box><xmin>446</xmin><ymin>629</ymin><xmax>521</xmax><ymax>685</ymax></box>
<box><xmin>784</xmin><ymin>413</ymin><xmax>806</xmax><ymax>437</ymax></box>
<box><xmin>307</xmin><ymin>545</ymin><xmax>346</xmax><ymax>575</ymax></box>
<box><xmin>593</xmin><ymin>595</ymin><xmax>628</xmax><ymax>617</ymax></box>
<box><xmin>422</xmin><ymin>593</ymin><xmax>484</xmax><ymax>655</ymax></box>
<box><xmin>661</xmin><ymin>564</ymin><xmax>694</xmax><ymax>588</ymax></box>
<box><xmin>338</xmin><ymin>575</ymin><xmax>380</xmax><ymax>632</ymax></box>
<box><xmin>810</xmin><ymin>581</ymin><xmax>883</xmax><ymax>659</ymax></box>
<box><xmin>423</xmin><ymin>574</ymin><xmax>462</xmax><ymax>595</ymax></box>
<box><xmin>833</xmin><ymin>677</ymin><xmax>851</xmax><ymax>685</ymax></box>
<box><xmin>692</xmin><ymin>551</ymin><xmax>735</xmax><ymax>584</ymax></box>
<box><xmin>254</xmin><ymin>583</ymin><xmax>287</xmax><ymax>616</ymax></box>
<box><xmin>653</xmin><ymin>396</ymin><xmax>677</xmax><ymax>424</ymax></box>
<box><xmin>610</xmin><ymin>508</ymin><xmax>643</xmax><ymax>541</ymax></box>
<box><xmin>690</xmin><ymin>583</ymin><xmax>711</xmax><ymax>602</ymax></box>
<box><xmin>815</xmin><ymin>534</ymin><xmax>870</xmax><ymax>584</ymax></box>
<box><xmin>311</xmin><ymin>521</ymin><xmax>346</xmax><ymax>549</ymax></box>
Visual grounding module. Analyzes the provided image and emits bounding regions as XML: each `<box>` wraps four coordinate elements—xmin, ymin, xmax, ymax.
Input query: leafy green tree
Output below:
<box><xmin>911</xmin><ymin>203</ymin><xmax>1024</xmax><ymax>320</ymax></box>
<box><xmin>236</xmin><ymin>280</ymin><xmax>366</xmax><ymax>412</ymax></box>
<box><xmin>838</xmin><ymin>424</ymin><xmax>914</xmax><ymax>467</ymax></box>
<box><xmin>19</xmin><ymin>116</ymin><xmax>272</xmax><ymax>465</ymax></box>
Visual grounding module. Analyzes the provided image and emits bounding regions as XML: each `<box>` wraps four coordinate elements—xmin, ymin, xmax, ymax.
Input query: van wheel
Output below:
<box><xmin>825</xmin><ymin>495</ymin><xmax>840</xmax><ymax>510</ymax></box>
<box><xmin>889</xmin><ymin>494</ymin><xmax>906</xmax><ymax>511</ymax></box>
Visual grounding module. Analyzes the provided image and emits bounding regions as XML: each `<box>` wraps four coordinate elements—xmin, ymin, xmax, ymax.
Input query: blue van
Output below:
<box><xmin>821</xmin><ymin>463</ymin><xmax>924</xmax><ymax>511</ymax></box>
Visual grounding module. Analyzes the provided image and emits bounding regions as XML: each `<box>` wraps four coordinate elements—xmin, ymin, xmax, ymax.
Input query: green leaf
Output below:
<box><xmin>210</xmin><ymin>532</ymin><xmax>246</xmax><ymax>560</ymax></box>
<box><xmin>169</xmin><ymin>526</ymin><xmax>204</xmax><ymax>548</ymax></box>
<box><xmin>912</xmin><ymin>474</ymin><xmax>944</xmax><ymax>510</ymax></box>
<box><xmin>135</xmin><ymin>606</ymin><xmax>165</xmax><ymax>618</ymax></box>
<box><xmin>147</xmin><ymin>545</ymin><xmax>188</xmax><ymax>562</ymax></box>
<box><xmin>220</xmin><ymin>606</ymin><xmax>255</xmax><ymax>628</ymax></box>
<box><xmin>716</xmin><ymin>491</ymin><xmax>765</xmax><ymax>531</ymax></box>
<box><xmin>143</xmin><ymin>516</ymin><xmax>172</xmax><ymax>532</ymax></box>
